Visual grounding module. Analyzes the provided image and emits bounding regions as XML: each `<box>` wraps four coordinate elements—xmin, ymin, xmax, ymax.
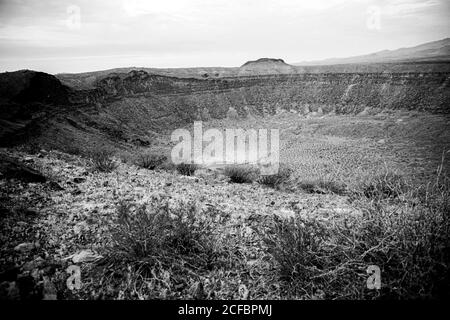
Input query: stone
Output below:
<box><xmin>301</xmin><ymin>105</ymin><xmax>310</xmax><ymax>115</ymax></box>
<box><xmin>274</xmin><ymin>208</ymin><xmax>296</xmax><ymax>219</ymax></box>
<box><xmin>358</xmin><ymin>107</ymin><xmax>371</xmax><ymax>116</ymax></box>
<box><xmin>14</xmin><ymin>242</ymin><xmax>36</xmax><ymax>253</ymax></box>
<box><xmin>67</xmin><ymin>250</ymin><xmax>103</xmax><ymax>264</ymax></box>
<box><xmin>73</xmin><ymin>221</ymin><xmax>89</xmax><ymax>235</ymax></box>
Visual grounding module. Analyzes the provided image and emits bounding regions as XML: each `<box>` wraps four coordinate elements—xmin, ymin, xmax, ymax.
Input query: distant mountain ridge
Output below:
<box><xmin>55</xmin><ymin>38</ymin><xmax>450</xmax><ymax>90</ymax></box>
<box><xmin>294</xmin><ymin>38</ymin><xmax>450</xmax><ymax>66</ymax></box>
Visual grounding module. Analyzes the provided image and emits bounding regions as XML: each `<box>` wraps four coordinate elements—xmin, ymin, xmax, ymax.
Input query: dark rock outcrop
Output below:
<box><xmin>0</xmin><ymin>155</ymin><xmax>46</xmax><ymax>182</ymax></box>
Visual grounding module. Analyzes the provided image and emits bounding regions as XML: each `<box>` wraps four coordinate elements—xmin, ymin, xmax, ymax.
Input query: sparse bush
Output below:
<box><xmin>89</xmin><ymin>148</ymin><xmax>117</xmax><ymax>172</ymax></box>
<box><xmin>136</xmin><ymin>153</ymin><xmax>167</xmax><ymax>170</ymax></box>
<box><xmin>109</xmin><ymin>197</ymin><xmax>218</xmax><ymax>263</ymax></box>
<box><xmin>258</xmin><ymin>165</ymin><xmax>292</xmax><ymax>189</ymax></box>
<box><xmin>224</xmin><ymin>164</ymin><xmax>258</xmax><ymax>183</ymax></box>
<box><xmin>176</xmin><ymin>162</ymin><xmax>198</xmax><ymax>176</ymax></box>
<box><xmin>262</xmin><ymin>175</ymin><xmax>450</xmax><ymax>299</ymax></box>
<box><xmin>97</xmin><ymin>196</ymin><xmax>241</xmax><ymax>299</ymax></box>
<box><xmin>262</xmin><ymin>215</ymin><xmax>330</xmax><ymax>282</ymax></box>
<box><xmin>362</xmin><ymin>171</ymin><xmax>407</xmax><ymax>199</ymax></box>
<box><xmin>298</xmin><ymin>179</ymin><xmax>347</xmax><ymax>195</ymax></box>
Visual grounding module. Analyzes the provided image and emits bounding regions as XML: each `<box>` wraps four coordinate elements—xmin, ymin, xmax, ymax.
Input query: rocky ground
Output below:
<box><xmin>0</xmin><ymin>147</ymin><xmax>362</xmax><ymax>300</ymax></box>
<box><xmin>0</xmin><ymin>111</ymin><xmax>448</xmax><ymax>300</ymax></box>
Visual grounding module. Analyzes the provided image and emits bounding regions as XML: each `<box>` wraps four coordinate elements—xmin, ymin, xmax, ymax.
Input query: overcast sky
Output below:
<box><xmin>0</xmin><ymin>0</ymin><xmax>449</xmax><ymax>73</ymax></box>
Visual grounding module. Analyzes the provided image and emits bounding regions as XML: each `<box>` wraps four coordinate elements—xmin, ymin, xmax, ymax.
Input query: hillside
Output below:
<box><xmin>1</xmin><ymin>69</ymin><xmax>449</xmax><ymax>155</ymax></box>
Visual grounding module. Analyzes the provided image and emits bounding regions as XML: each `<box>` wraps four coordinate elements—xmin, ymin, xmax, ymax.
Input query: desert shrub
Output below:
<box><xmin>298</xmin><ymin>179</ymin><xmax>347</xmax><ymax>195</ymax></box>
<box><xmin>109</xmin><ymin>198</ymin><xmax>218</xmax><ymax>262</ymax></box>
<box><xmin>224</xmin><ymin>165</ymin><xmax>258</xmax><ymax>183</ymax></box>
<box><xmin>96</xmin><ymin>196</ymin><xmax>241</xmax><ymax>299</ymax></box>
<box><xmin>261</xmin><ymin>175</ymin><xmax>450</xmax><ymax>299</ymax></box>
<box><xmin>361</xmin><ymin>171</ymin><xmax>407</xmax><ymax>199</ymax></box>
<box><xmin>176</xmin><ymin>162</ymin><xmax>198</xmax><ymax>176</ymax></box>
<box><xmin>258</xmin><ymin>165</ymin><xmax>292</xmax><ymax>189</ymax></box>
<box><xmin>262</xmin><ymin>215</ymin><xmax>330</xmax><ymax>282</ymax></box>
<box><xmin>136</xmin><ymin>153</ymin><xmax>167</xmax><ymax>170</ymax></box>
<box><xmin>89</xmin><ymin>148</ymin><xmax>117</xmax><ymax>172</ymax></box>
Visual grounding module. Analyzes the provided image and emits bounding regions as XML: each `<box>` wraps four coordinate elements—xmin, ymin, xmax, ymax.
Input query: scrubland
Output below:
<box><xmin>1</xmin><ymin>111</ymin><xmax>449</xmax><ymax>299</ymax></box>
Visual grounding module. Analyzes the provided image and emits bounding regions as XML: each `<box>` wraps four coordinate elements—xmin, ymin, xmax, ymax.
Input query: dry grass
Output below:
<box><xmin>258</xmin><ymin>164</ymin><xmax>292</xmax><ymax>189</ymax></box>
<box><xmin>135</xmin><ymin>153</ymin><xmax>167</xmax><ymax>170</ymax></box>
<box><xmin>297</xmin><ymin>179</ymin><xmax>347</xmax><ymax>195</ymax></box>
<box><xmin>109</xmin><ymin>198</ymin><xmax>217</xmax><ymax>264</ymax></box>
<box><xmin>46</xmin><ymin>149</ymin><xmax>448</xmax><ymax>300</ymax></box>
<box><xmin>175</xmin><ymin>162</ymin><xmax>198</xmax><ymax>176</ymax></box>
<box><xmin>260</xmin><ymin>172</ymin><xmax>450</xmax><ymax>299</ymax></box>
<box><xmin>94</xmin><ymin>172</ymin><xmax>449</xmax><ymax>299</ymax></box>
<box><xmin>84</xmin><ymin>195</ymin><xmax>265</xmax><ymax>299</ymax></box>
<box><xmin>89</xmin><ymin>148</ymin><xmax>117</xmax><ymax>172</ymax></box>
<box><xmin>360</xmin><ymin>171</ymin><xmax>407</xmax><ymax>200</ymax></box>
<box><xmin>224</xmin><ymin>164</ymin><xmax>259</xmax><ymax>184</ymax></box>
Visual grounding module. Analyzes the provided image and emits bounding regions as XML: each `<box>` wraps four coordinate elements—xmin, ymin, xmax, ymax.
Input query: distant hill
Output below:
<box><xmin>294</xmin><ymin>38</ymin><xmax>450</xmax><ymax>66</ymax></box>
<box><xmin>238</xmin><ymin>58</ymin><xmax>296</xmax><ymax>76</ymax></box>
<box><xmin>56</xmin><ymin>58</ymin><xmax>298</xmax><ymax>89</ymax></box>
<box><xmin>57</xmin><ymin>67</ymin><xmax>239</xmax><ymax>90</ymax></box>
<box><xmin>0</xmin><ymin>69</ymin><xmax>69</xmax><ymax>105</ymax></box>
<box><xmin>54</xmin><ymin>39</ymin><xmax>450</xmax><ymax>90</ymax></box>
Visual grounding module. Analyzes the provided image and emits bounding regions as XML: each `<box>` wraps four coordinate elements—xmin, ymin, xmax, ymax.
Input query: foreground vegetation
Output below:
<box><xmin>1</xmin><ymin>141</ymin><xmax>449</xmax><ymax>300</ymax></box>
<box><xmin>57</xmin><ymin>148</ymin><xmax>450</xmax><ymax>299</ymax></box>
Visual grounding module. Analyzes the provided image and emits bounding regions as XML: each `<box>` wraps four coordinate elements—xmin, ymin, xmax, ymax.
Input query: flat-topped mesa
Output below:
<box><xmin>241</xmin><ymin>58</ymin><xmax>288</xmax><ymax>67</ymax></box>
<box><xmin>239</xmin><ymin>58</ymin><xmax>297</xmax><ymax>75</ymax></box>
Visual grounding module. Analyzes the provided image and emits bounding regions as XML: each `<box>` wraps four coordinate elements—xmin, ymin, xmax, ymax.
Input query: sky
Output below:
<box><xmin>0</xmin><ymin>0</ymin><xmax>449</xmax><ymax>73</ymax></box>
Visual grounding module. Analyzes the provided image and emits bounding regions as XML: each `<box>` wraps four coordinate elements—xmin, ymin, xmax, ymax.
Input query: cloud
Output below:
<box><xmin>0</xmin><ymin>0</ymin><xmax>448</xmax><ymax>72</ymax></box>
<box><xmin>383</xmin><ymin>0</ymin><xmax>440</xmax><ymax>16</ymax></box>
